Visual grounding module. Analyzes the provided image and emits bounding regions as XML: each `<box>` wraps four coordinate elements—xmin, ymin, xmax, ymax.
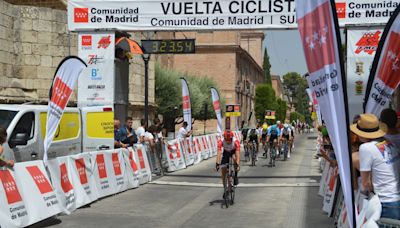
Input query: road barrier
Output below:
<box><xmin>0</xmin><ymin>131</ymin><xmax>230</xmax><ymax>227</ymax></box>
<box><xmin>318</xmin><ymin>158</ymin><xmax>386</xmax><ymax>228</ymax></box>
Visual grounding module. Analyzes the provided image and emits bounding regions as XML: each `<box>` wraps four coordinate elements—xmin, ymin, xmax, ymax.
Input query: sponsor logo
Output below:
<box><xmin>88</xmin><ymin>55</ymin><xmax>104</xmax><ymax>65</ymax></box>
<box><xmin>74</xmin><ymin>8</ymin><xmax>89</xmax><ymax>23</ymax></box>
<box><xmin>98</xmin><ymin>36</ymin><xmax>111</xmax><ymax>49</ymax></box>
<box><xmin>60</xmin><ymin>163</ymin><xmax>74</xmax><ymax>193</ymax></box>
<box><xmin>26</xmin><ymin>166</ymin><xmax>53</xmax><ymax>194</ymax></box>
<box><xmin>51</xmin><ymin>77</ymin><xmax>72</xmax><ymax>109</ymax></box>
<box><xmin>175</xmin><ymin>143</ymin><xmax>181</xmax><ymax>158</ymax></box>
<box><xmin>75</xmin><ymin>158</ymin><xmax>88</xmax><ymax>185</ymax></box>
<box><xmin>81</xmin><ymin>35</ymin><xmax>92</xmax><ymax>49</ymax></box>
<box><xmin>213</xmin><ymin>101</ymin><xmax>220</xmax><ymax>111</ymax></box>
<box><xmin>87</xmin><ymin>85</ymin><xmax>106</xmax><ymax>90</ymax></box>
<box><xmin>355</xmin><ymin>31</ymin><xmax>381</xmax><ymax>55</ymax></box>
<box><xmin>298</xmin><ymin>2</ymin><xmax>335</xmax><ymax>73</ymax></box>
<box><xmin>112</xmin><ymin>153</ymin><xmax>122</xmax><ymax>176</ymax></box>
<box><xmin>137</xmin><ymin>148</ymin><xmax>146</xmax><ymax>169</ymax></box>
<box><xmin>378</xmin><ymin>32</ymin><xmax>400</xmax><ymax>88</ymax></box>
<box><xmin>336</xmin><ymin>2</ymin><xmax>346</xmax><ymax>19</ymax></box>
<box><xmin>91</xmin><ymin>68</ymin><xmax>102</xmax><ymax>80</ymax></box>
<box><xmin>0</xmin><ymin>170</ymin><xmax>22</xmax><ymax>204</ymax></box>
<box><xmin>182</xmin><ymin>95</ymin><xmax>190</xmax><ymax>110</ymax></box>
<box><xmin>128</xmin><ymin>149</ymin><xmax>139</xmax><ymax>172</ymax></box>
<box><xmin>96</xmin><ymin>154</ymin><xmax>108</xmax><ymax>179</ymax></box>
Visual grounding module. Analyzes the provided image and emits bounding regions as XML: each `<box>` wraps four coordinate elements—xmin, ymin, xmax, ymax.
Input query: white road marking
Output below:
<box><xmin>149</xmin><ymin>180</ymin><xmax>319</xmax><ymax>188</ymax></box>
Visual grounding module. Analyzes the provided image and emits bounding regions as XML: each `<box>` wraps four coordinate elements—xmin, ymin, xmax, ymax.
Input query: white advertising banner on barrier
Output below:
<box><xmin>0</xmin><ymin>168</ymin><xmax>28</xmax><ymax>228</ymax></box>
<box><xmin>201</xmin><ymin>136</ymin><xmax>210</xmax><ymax>160</ymax></box>
<box><xmin>165</xmin><ymin>140</ymin><xmax>186</xmax><ymax>172</ymax></box>
<box><xmin>181</xmin><ymin>138</ymin><xmax>195</xmax><ymax>166</ymax></box>
<box><xmin>47</xmin><ymin>157</ymin><xmax>77</xmax><ymax>214</ymax></box>
<box><xmin>133</xmin><ymin>144</ymin><xmax>152</xmax><ymax>184</ymax></box>
<box><xmin>122</xmin><ymin>148</ymin><xmax>140</xmax><ymax>189</ymax></box>
<box><xmin>193</xmin><ymin>137</ymin><xmax>204</xmax><ymax>164</ymax></box>
<box><xmin>13</xmin><ymin>161</ymin><xmax>62</xmax><ymax>226</ymax></box>
<box><xmin>322</xmin><ymin>167</ymin><xmax>339</xmax><ymax>216</ymax></box>
<box><xmin>91</xmin><ymin>150</ymin><xmax>129</xmax><ymax>198</ymax></box>
<box><xmin>78</xmin><ymin>32</ymin><xmax>115</xmax><ymax>107</ymax></box>
<box><xmin>69</xmin><ymin>153</ymin><xmax>99</xmax><ymax>207</ymax></box>
<box><xmin>346</xmin><ymin>28</ymin><xmax>383</xmax><ymax>120</ymax></box>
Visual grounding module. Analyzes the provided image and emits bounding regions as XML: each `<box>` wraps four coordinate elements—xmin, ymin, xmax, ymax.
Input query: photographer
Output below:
<box><xmin>318</xmin><ymin>127</ymin><xmax>337</xmax><ymax>167</ymax></box>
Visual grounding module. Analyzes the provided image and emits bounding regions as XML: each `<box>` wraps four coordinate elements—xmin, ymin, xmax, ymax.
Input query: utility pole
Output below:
<box><xmin>142</xmin><ymin>54</ymin><xmax>151</xmax><ymax>126</ymax></box>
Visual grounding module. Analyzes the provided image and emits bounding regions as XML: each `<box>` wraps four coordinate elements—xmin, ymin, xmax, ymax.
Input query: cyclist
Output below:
<box><xmin>289</xmin><ymin>123</ymin><xmax>295</xmax><ymax>154</ymax></box>
<box><xmin>267</xmin><ymin>122</ymin><xmax>281</xmax><ymax>166</ymax></box>
<box><xmin>280</xmin><ymin>123</ymin><xmax>292</xmax><ymax>160</ymax></box>
<box><xmin>261</xmin><ymin>122</ymin><xmax>269</xmax><ymax>157</ymax></box>
<box><xmin>241</xmin><ymin>126</ymin><xmax>249</xmax><ymax>161</ymax></box>
<box><xmin>247</xmin><ymin>127</ymin><xmax>260</xmax><ymax>162</ymax></box>
<box><xmin>216</xmin><ymin>131</ymin><xmax>240</xmax><ymax>189</ymax></box>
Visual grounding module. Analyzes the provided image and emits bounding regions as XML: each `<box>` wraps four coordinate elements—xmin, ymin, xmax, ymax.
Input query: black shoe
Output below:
<box><xmin>234</xmin><ymin>176</ymin><xmax>239</xmax><ymax>185</ymax></box>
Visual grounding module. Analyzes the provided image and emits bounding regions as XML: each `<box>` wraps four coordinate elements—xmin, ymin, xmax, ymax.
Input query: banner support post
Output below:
<box><xmin>143</xmin><ymin>54</ymin><xmax>151</xmax><ymax>126</ymax></box>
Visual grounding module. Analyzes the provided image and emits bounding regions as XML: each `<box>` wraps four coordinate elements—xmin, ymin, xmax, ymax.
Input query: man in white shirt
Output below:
<box><xmin>177</xmin><ymin>122</ymin><xmax>192</xmax><ymax>139</ymax></box>
<box><xmin>350</xmin><ymin>113</ymin><xmax>400</xmax><ymax>220</ymax></box>
<box><xmin>136</xmin><ymin>119</ymin><xmax>146</xmax><ymax>143</ymax></box>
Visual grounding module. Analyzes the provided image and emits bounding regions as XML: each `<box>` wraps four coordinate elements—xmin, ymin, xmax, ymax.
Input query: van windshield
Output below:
<box><xmin>0</xmin><ymin>110</ymin><xmax>18</xmax><ymax>129</ymax></box>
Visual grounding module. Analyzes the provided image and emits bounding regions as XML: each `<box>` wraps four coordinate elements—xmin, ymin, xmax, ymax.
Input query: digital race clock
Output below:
<box><xmin>141</xmin><ymin>39</ymin><xmax>195</xmax><ymax>54</ymax></box>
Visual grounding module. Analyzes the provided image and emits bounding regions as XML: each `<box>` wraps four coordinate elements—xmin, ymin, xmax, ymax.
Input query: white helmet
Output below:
<box><xmin>277</xmin><ymin>120</ymin><xmax>281</xmax><ymax>125</ymax></box>
<box><xmin>284</xmin><ymin>124</ymin><xmax>289</xmax><ymax>128</ymax></box>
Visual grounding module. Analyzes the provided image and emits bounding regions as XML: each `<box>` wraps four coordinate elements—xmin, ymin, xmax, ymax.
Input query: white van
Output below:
<box><xmin>0</xmin><ymin>105</ymin><xmax>114</xmax><ymax>162</ymax></box>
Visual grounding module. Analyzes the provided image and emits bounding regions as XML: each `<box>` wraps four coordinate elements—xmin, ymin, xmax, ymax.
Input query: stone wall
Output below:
<box><xmin>0</xmin><ymin>0</ymin><xmax>155</xmax><ymax>111</ymax></box>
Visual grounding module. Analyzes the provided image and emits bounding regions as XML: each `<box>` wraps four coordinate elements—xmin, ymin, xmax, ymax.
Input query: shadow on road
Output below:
<box><xmin>27</xmin><ymin>217</ymin><xmax>62</xmax><ymax>228</ymax></box>
<box><xmin>209</xmin><ymin>199</ymin><xmax>227</xmax><ymax>209</ymax></box>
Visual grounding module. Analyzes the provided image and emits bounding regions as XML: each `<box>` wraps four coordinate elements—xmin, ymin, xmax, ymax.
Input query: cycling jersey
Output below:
<box><xmin>281</xmin><ymin>127</ymin><xmax>291</xmax><ymax>140</ymax></box>
<box><xmin>268</xmin><ymin>125</ymin><xmax>281</xmax><ymax>143</ymax></box>
<box><xmin>218</xmin><ymin>138</ymin><xmax>240</xmax><ymax>165</ymax></box>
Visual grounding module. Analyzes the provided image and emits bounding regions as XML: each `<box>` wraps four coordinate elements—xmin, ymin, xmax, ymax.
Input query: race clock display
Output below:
<box><xmin>141</xmin><ymin>39</ymin><xmax>195</xmax><ymax>54</ymax></box>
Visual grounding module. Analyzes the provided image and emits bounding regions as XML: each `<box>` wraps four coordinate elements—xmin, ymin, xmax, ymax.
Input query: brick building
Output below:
<box><xmin>157</xmin><ymin>31</ymin><xmax>265</xmax><ymax>130</ymax></box>
<box><xmin>0</xmin><ymin>0</ymin><xmax>156</xmax><ymax>126</ymax></box>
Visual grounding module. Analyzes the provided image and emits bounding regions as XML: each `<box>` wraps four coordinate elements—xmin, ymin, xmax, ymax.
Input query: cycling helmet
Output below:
<box><xmin>224</xmin><ymin>130</ymin><xmax>233</xmax><ymax>142</ymax></box>
<box><xmin>284</xmin><ymin>124</ymin><xmax>289</xmax><ymax>128</ymax></box>
<box><xmin>277</xmin><ymin>120</ymin><xmax>281</xmax><ymax>125</ymax></box>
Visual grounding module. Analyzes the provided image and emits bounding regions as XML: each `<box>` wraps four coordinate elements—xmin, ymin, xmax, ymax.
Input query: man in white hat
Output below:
<box><xmin>350</xmin><ymin>113</ymin><xmax>400</xmax><ymax>220</ymax></box>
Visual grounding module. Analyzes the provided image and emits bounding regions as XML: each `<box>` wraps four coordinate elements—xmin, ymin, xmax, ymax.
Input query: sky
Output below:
<box><xmin>263</xmin><ymin>30</ymin><xmax>308</xmax><ymax>77</ymax></box>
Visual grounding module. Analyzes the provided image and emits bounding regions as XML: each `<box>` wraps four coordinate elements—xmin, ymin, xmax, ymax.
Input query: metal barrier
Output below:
<box><xmin>143</xmin><ymin>142</ymin><xmax>164</xmax><ymax>176</ymax></box>
<box><xmin>377</xmin><ymin>218</ymin><xmax>400</xmax><ymax>228</ymax></box>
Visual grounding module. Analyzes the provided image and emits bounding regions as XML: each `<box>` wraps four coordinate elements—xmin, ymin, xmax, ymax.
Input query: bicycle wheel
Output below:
<box><xmin>224</xmin><ymin>176</ymin><xmax>230</xmax><ymax>208</ymax></box>
<box><xmin>230</xmin><ymin>185</ymin><xmax>235</xmax><ymax>205</ymax></box>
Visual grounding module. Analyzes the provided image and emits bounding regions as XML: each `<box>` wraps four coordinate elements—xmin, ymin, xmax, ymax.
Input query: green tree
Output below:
<box><xmin>276</xmin><ymin>98</ymin><xmax>287</xmax><ymax>122</ymax></box>
<box><xmin>282</xmin><ymin>72</ymin><xmax>309</xmax><ymax>117</ymax></box>
<box><xmin>290</xmin><ymin>111</ymin><xmax>305</xmax><ymax>123</ymax></box>
<box><xmin>155</xmin><ymin>63</ymin><xmax>223</xmax><ymax>131</ymax></box>
<box><xmin>263</xmin><ymin>48</ymin><xmax>272</xmax><ymax>84</ymax></box>
<box><xmin>255</xmin><ymin>83</ymin><xmax>277</xmax><ymax>123</ymax></box>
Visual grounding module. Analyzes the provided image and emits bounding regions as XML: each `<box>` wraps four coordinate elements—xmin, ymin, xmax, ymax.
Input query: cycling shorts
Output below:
<box><xmin>221</xmin><ymin>150</ymin><xmax>235</xmax><ymax>165</ymax></box>
<box><xmin>282</xmin><ymin>134</ymin><xmax>290</xmax><ymax>140</ymax></box>
<box><xmin>261</xmin><ymin>133</ymin><xmax>267</xmax><ymax>140</ymax></box>
<box><xmin>269</xmin><ymin>135</ymin><xmax>278</xmax><ymax>143</ymax></box>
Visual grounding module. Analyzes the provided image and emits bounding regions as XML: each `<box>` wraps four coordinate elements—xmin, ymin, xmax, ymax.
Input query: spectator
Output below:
<box><xmin>114</xmin><ymin>119</ymin><xmax>127</xmax><ymax>149</ymax></box>
<box><xmin>350</xmin><ymin>113</ymin><xmax>400</xmax><ymax>220</ymax></box>
<box><xmin>380</xmin><ymin>108</ymin><xmax>400</xmax><ymax>149</ymax></box>
<box><xmin>120</xmin><ymin>117</ymin><xmax>138</xmax><ymax>147</ymax></box>
<box><xmin>0</xmin><ymin>128</ymin><xmax>14</xmax><ymax>168</ymax></box>
<box><xmin>136</xmin><ymin>119</ymin><xmax>147</xmax><ymax>143</ymax></box>
<box><xmin>177</xmin><ymin>122</ymin><xmax>192</xmax><ymax>139</ymax></box>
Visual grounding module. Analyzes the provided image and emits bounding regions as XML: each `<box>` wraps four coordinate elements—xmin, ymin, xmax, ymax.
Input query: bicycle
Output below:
<box><xmin>281</xmin><ymin>137</ymin><xmax>289</xmax><ymax>161</ymax></box>
<box><xmin>222</xmin><ymin>156</ymin><xmax>236</xmax><ymax>208</ymax></box>
<box><xmin>250</xmin><ymin>140</ymin><xmax>257</xmax><ymax>166</ymax></box>
<box><xmin>269</xmin><ymin>141</ymin><xmax>277</xmax><ymax>167</ymax></box>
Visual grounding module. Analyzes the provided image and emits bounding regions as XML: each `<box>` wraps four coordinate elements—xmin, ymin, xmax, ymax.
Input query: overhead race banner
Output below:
<box><xmin>364</xmin><ymin>5</ymin><xmax>400</xmax><ymax>116</ymax></box>
<box><xmin>181</xmin><ymin>78</ymin><xmax>192</xmax><ymax>131</ymax></box>
<box><xmin>78</xmin><ymin>32</ymin><xmax>115</xmax><ymax>107</ymax></box>
<box><xmin>211</xmin><ymin>88</ymin><xmax>223</xmax><ymax>134</ymax></box>
<box><xmin>44</xmin><ymin>57</ymin><xmax>87</xmax><ymax>164</ymax></box>
<box><xmin>297</xmin><ymin>0</ymin><xmax>354</xmax><ymax>227</ymax></box>
<box><xmin>68</xmin><ymin>0</ymin><xmax>297</xmax><ymax>30</ymax></box>
<box><xmin>68</xmin><ymin>0</ymin><xmax>399</xmax><ymax>31</ymax></box>
<box><xmin>346</xmin><ymin>28</ymin><xmax>383</xmax><ymax>120</ymax></box>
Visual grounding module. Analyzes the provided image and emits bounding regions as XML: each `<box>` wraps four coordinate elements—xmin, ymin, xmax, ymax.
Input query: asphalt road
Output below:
<box><xmin>30</xmin><ymin>133</ymin><xmax>333</xmax><ymax>228</ymax></box>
